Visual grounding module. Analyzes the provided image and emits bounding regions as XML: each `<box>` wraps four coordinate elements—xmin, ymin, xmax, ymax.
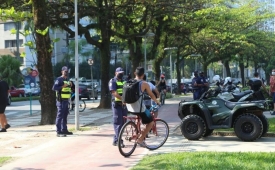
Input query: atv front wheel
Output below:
<box><xmin>203</xmin><ymin>128</ymin><xmax>214</xmax><ymax>137</ymax></box>
<box><xmin>234</xmin><ymin>114</ymin><xmax>263</xmax><ymax>141</ymax></box>
<box><xmin>180</xmin><ymin>114</ymin><xmax>206</xmax><ymax>140</ymax></box>
<box><xmin>257</xmin><ymin>114</ymin><xmax>269</xmax><ymax>137</ymax></box>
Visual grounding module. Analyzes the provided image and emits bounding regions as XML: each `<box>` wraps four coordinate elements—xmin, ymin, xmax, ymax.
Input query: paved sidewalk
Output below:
<box><xmin>1</xmin><ymin>95</ymin><xmax>275</xmax><ymax>170</ymax></box>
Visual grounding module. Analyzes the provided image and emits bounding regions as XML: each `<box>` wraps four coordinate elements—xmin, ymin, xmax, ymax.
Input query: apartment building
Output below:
<box><xmin>0</xmin><ymin>21</ymin><xmax>25</xmax><ymax>63</ymax></box>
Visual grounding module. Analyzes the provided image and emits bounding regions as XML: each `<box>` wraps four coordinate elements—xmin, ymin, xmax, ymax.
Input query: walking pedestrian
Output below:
<box><xmin>52</xmin><ymin>66</ymin><xmax>73</xmax><ymax>137</ymax></box>
<box><xmin>269</xmin><ymin>69</ymin><xmax>275</xmax><ymax>115</ymax></box>
<box><xmin>0</xmin><ymin>77</ymin><xmax>10</xmax><ymax>132</ymax></box>
<box><xmin>109</xmin><ymin>67</ymin><xmax>128</xmax><ymax>146</ymax></box>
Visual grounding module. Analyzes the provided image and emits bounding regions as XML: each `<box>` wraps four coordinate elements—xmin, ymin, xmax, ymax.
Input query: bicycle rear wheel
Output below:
<box><xmin>78</xmin><ymin>100</ymin><xmax>86</xmax><ymax>112</ymax></box>
<box><xmin>144</xmin><ymin>119</ymin><xmax>169</xmax><ymax>150</ymax></box>
<box><xmin>118</xmin><ymin>121</ymin><xmax>138</xmax><ymax>157</ymax></box>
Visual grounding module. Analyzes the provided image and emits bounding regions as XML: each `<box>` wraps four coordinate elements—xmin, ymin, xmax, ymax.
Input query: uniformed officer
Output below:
<box><xmin>52</xmin><ymin>66</ymin><xmax>73</xmax><ymax>137</ymax></box>
<box><xmin>109</xmin><ymin>67</ymin><xmax>128</xmax><ymax>146</ymax></box>
<box><xmin>199</xmin><ymin>71</ymin><xmax>209</xmax><ymax>97</ymax></box>
<box><xmin>192</xmin><ymin>71</ymin><xmax>203</xmax><ymax>100</ymax></box>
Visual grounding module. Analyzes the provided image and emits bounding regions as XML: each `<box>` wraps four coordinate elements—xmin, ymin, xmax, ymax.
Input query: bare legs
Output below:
<box><xmin>137</xmin><ymin>121</ymin><xmax>154</xmax><ymax>143</ymax></box>
<box><xmin>0</xmin><ymin>114</ymin><xmax>8</xmax><ymax>129</ymax></box>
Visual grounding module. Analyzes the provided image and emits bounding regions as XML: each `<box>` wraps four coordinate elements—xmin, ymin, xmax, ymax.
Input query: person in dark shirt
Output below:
<box><xmin>199</xmin><ymin>72</ymin><xmax>209</xmax><ymax>97</ymax></box>
<box><xmin>109</xmin><ymin>67</ymin><xmax>128</xmax><ymax>146</ymax></box>
<box><xmin>192</xmin><ymin>71</ymin><xmax>203</xmax><ymax>100</ymax></box>
<box><xmin>52</xmin><ymin>66</ymin><xmax>73</xmax><ymax>137</ymax></box>
<box><xmin>0</xmin><ymin>78</ymin><xmax>10</xmax><ymax>132</ymax></box>
<box><xmin>156</xmin><ymin>74</ymin><xmax>167</xmax><ymax>94</ymax></box>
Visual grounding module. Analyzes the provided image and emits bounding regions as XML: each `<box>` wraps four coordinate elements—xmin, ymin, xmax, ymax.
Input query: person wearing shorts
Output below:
<box><xmin>0</xmin><ymin>78</ymin><xmax>10</xmax><ymax>132</ymax></box>
<box><xmin>125</xmin><ymin>67</ymin><xmax>160</xmax><ymax>147</ymax></box>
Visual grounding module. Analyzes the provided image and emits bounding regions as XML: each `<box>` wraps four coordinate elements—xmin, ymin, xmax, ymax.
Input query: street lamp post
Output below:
<box><xmin>74</xmin><ymin>0</ymin><xmax>79</xmax><ymax>130</ymax></box>
<box><xmin>164</xmin><ymin>47</ymin><xmax>177</xmax><ymax>94</ymax></box>
<box><xmin>87</xmin><ymin>58</ymin><xmax>94</xmax><ymax>100</ymax></box>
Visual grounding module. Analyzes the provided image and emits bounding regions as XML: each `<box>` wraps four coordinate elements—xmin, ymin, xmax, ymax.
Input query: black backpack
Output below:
<box><xmin>122</xmin><ymin>79</ymin><xmax>142</xmax><ymax>103</ymax></box>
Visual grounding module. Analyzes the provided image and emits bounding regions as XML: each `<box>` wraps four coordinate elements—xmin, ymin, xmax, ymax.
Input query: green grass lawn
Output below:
<box><xmin>11</xmin><ymin>96</ymin><xmax>40</xmax><ymax>102</ymax></box>
<box><xmin>214</xmin><ymin>117</ymin><xmax>275</xmax><ymax>133</ymax></box>
<box><xmin>132</xmin><ymin>152</ymin><xmax>275</xmax><ymax>170</ymax></box>
<box><xmin>0</xmin><ymin>157</ymin><xmax>11</xmax><ymax>165</ymax></box>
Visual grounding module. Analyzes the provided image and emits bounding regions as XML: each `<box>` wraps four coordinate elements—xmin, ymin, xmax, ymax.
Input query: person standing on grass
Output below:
<box><xmin>0</xmin><ymin>77</ymin><xmax>10</xmax><ymax>132</ymax></box>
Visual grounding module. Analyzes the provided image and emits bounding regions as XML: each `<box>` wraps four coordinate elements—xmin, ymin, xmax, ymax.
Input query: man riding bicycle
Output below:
<box><xmin>157</xmin><ymin>74</ymin><xmax>167</xmax><ymax>94</ymax></box>
<box><xmin>125</xmin><ymin>67</ymin><xmax>161</xmax><ymax>147</ymax></box>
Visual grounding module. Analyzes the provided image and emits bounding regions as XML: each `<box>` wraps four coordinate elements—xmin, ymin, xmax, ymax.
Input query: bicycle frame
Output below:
<box><xmin>123</xmin><ymin>111</ymin><xmax>160</xmax><ymax>139</ymax></box>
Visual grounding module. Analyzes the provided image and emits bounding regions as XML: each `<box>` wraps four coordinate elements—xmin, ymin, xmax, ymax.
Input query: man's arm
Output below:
<box><xmin>111</xmin><ymin>91</ymin><xmax>123</xmax><ymax>101</ymax></box>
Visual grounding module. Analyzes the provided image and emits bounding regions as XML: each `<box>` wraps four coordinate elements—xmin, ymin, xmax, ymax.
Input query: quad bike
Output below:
<box><xmin>178</xmin><ymin>87</ymin><xmax>271</xmax><ymax>142</ymax></box>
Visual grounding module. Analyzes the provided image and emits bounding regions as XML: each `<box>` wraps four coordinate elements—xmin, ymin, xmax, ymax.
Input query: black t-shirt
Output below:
<box><xmin>0</xmin><ymin>80</ymin><xmax>9</xmax><ymax>105</ymax></box>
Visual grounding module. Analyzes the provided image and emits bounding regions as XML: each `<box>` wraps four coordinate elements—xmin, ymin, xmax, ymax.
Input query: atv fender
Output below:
<box><xmin>178</xmin><ymin>101</ymin><xmax>213</xmax><ymax>129</ymax></box>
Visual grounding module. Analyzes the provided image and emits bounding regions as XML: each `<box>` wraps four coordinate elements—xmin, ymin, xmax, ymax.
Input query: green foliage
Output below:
<box><xmin>165</xmin><ymin>92</ymin><xmax>173</xmax><ymax>99</ymax></box>
<box><xmin>133</xmin><ymin>152</ymin><xmax>275</xmax><ymax>170</ymax></box>
<box><xmin>0</xmin><ymin>55</ymin><xmax>22</xmax><ymax>86</ymax></box>
<box><xmin>11</xmin><ymin>96</ymin><xmax>40</xmax><ymax>102</ymax></box>
<box><xmin>0</xmin><ymin>157</ymin><xmax>11</xmax><ymax>165</ymax></box>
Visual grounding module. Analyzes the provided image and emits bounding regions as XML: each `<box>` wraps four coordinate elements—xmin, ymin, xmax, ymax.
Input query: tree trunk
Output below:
<box><xmin>239</xmin><ymin>62</ymin><xmax>245</xmax><ymax>87</ymax></box>
<box><xmin>33</xmin><ymin>0</ymin><xmax>56</xmax><ymax>124</ymax></box>
<box><xmin>129</xmin><ymin>38</ymin><xmax>142</xmax><ymax>74</ymax></box>
<box><xmin>98</xmin><ymin>40</ymin><xmax>111</xmax><ymax>108</ymax></box>
<box><xmin>154</xmin><ymin>58</ymin><xmax>162</xmax><ymax>82</ymax></box>
<box><xmin>224</xmin><ymin>60</ymin><xmax>231</xmax><ymax>77</ymax></box>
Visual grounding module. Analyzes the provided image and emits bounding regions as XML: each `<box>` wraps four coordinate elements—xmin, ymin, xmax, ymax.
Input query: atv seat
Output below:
<box><xmin>232</xmin><ymin>90</ymin><xmax>253</xmax><ymax>100</ymax></box>
<box><xmin>225</xmin><ymin>101</ymin><xmax>249</xmax><ymax>110</ymax></box>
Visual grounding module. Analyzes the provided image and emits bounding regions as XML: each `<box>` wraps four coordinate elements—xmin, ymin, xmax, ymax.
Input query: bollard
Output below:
<box><xmin>29</xmin><ymin>92</ymin><xmax>32</xmax><ymax>116</ymax></box>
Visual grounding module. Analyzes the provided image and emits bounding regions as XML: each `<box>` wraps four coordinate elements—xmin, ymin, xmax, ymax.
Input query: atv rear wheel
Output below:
<box><xmin>203</xmin><ymin>128</ymin><xmax>214</xmax><ymax>137</ymax></box>
<box><xmin>234</xmin><ymin>114</ymin><xmax>263</xmax><ymax>141</ymax></box>
<box><xmin>180</xmin><ymin>114</ymin><xmax>206</xmax><ymax>140</ymax></box>
<box><xmin>258</xmin><ymin>114</ymin><xmax>269</xmax><ymax>137</ymax></box>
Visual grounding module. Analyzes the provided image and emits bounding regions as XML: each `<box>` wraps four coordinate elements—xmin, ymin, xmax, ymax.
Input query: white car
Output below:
<box><xmin>18</xmin><ymin>84</ymin><xmax>40</xmax><ymax>96</ymax></box>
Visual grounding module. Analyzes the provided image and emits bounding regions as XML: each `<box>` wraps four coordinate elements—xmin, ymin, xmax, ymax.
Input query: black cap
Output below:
<box><xmin>194</xmin><ymin>71</ymin><xmax>198</xmax><ymax>74</ymax></box>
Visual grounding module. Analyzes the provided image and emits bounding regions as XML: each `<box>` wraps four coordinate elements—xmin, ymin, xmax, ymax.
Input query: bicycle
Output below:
<box><xmin>117</xmin><ymin>105</ymin><xmax>169</xmax><ymax>157</ymax></box>
<box><xmin>68</xmin><ymin>93</ymin><xmax>86</xmax><ymax>112</ymax></box>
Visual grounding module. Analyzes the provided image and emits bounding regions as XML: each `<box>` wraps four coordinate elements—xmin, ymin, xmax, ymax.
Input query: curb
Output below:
<box><xmin>173</xmin><ymin>123</ymin><xmax>275</xmax><ymax>138</ymax></box>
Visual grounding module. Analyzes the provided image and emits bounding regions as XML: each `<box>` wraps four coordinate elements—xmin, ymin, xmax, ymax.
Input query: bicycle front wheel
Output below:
<box><xmin>118</xmin><ymin>121</ymin><xmax>138</xmax><ymax>157</ymax></box>
<box><xmin>78</xmin><ymin>100</ymin><xmax>86</xmax><ymax>112</ymax></box>
<box><xmin>144</xmin><ymin>119</ymin><xmax>169</xmax><ymax>150</ymax></box>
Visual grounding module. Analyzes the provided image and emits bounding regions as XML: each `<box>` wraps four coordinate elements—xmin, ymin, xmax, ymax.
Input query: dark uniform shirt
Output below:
<box><xmin>109</xmin><ymin>77</ymin><xmax>123</xmax><ymax>101</ymax></box>
<box><xmin>52</xmin><ymin>77</ymin><xmax>66</xmax><ymax>91</ymax></box>
<box><xmin>192</xmin><ymin>76</ymin><xmax>202</xmax><ymax>90</ymax></box>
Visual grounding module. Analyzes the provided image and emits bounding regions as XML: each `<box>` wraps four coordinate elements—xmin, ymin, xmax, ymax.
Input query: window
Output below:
<box><xmin>4</xmin><ymin>22</ymin><xmax>22</xmax><ymax>31</ymax></box>
<box><xmin>5</xmin><ymin>40</ymin><xmax>23</xmax><ymax>48</ymax></box>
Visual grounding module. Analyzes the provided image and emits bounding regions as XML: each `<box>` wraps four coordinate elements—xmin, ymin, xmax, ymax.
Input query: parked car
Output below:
<box><xmin>18</xmin><ymin>84</ymin><xmax>40</xmax><ymax>96</ymax></box>
<box><xmin>79</xmin><ymin>84</ymin><xmax>98</xmax><ymax>100</ymax></box>
<box><xmin>10</xmin><ymin>86</ymin><xmax>26</xmax><ymax>97</ymax></box>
